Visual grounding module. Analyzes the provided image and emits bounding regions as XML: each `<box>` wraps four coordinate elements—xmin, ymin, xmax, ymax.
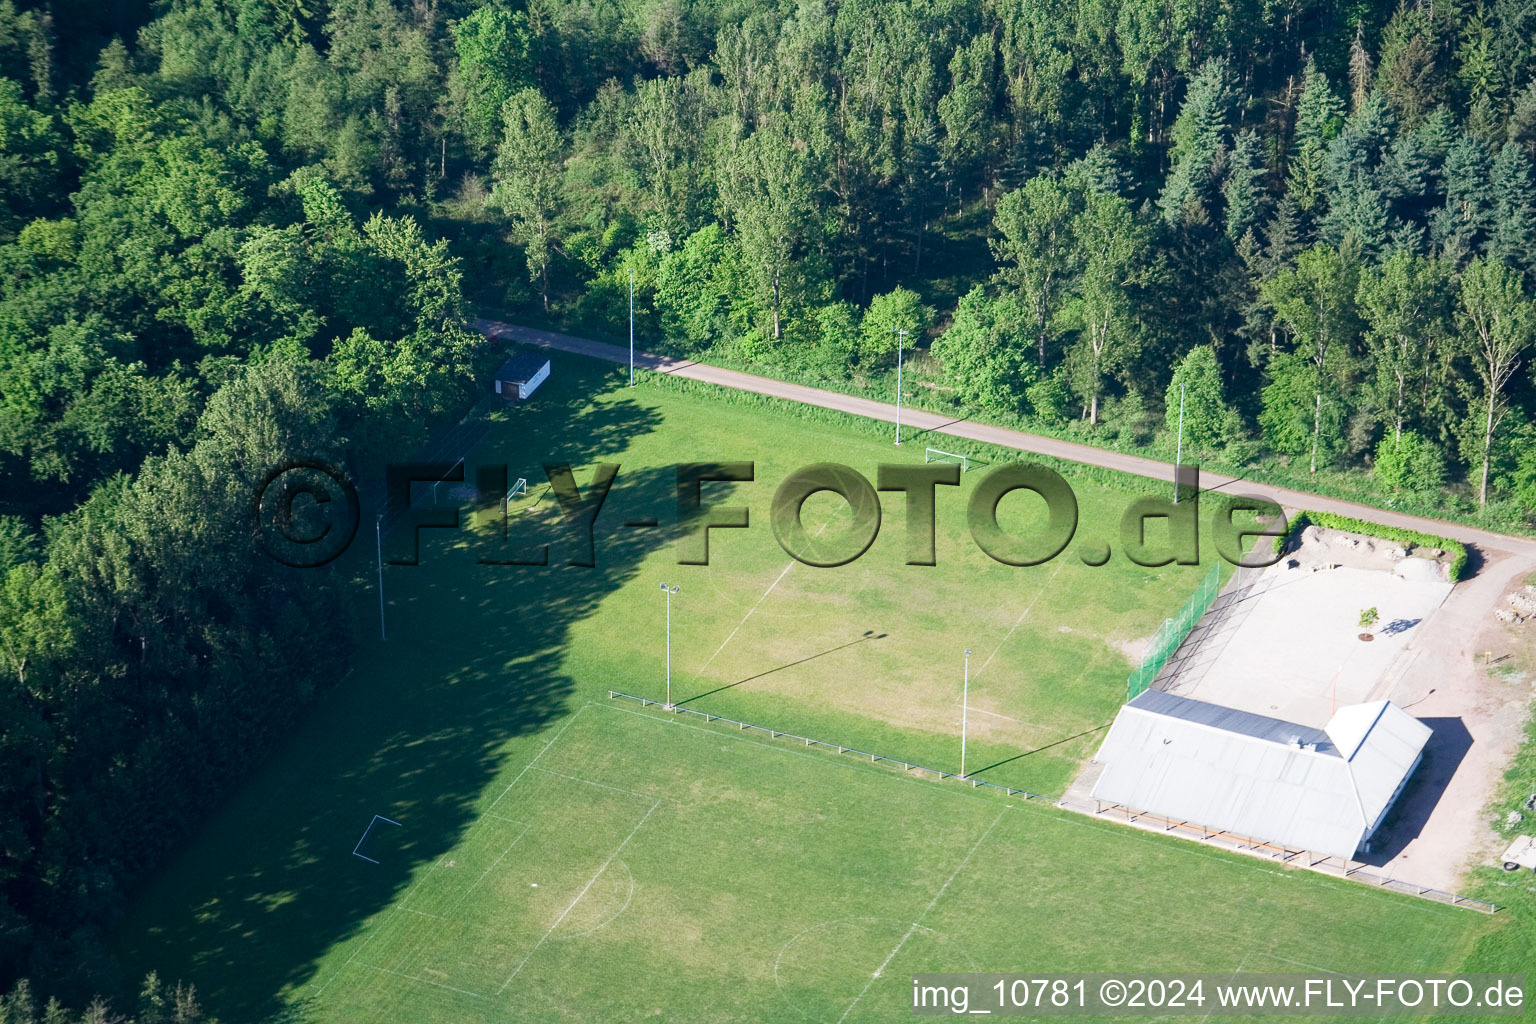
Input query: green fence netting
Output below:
<box><xmin>1125</xmin><ymin>562</ymin><xmax>1222</xmax><ymax>703</ymax></box>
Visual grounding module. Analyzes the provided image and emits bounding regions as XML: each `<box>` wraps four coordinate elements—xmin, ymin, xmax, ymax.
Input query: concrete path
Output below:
<box><xmin>476</xmin><ymin>318</ymin><xmax>1536</xmax><ymax>559</ymax></box>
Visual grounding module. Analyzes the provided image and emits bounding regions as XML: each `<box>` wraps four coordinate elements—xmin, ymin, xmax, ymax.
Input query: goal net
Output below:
<box><xmin>501</xmin><ymin>477</ymin><xmax>528</xmax><ymax>513</ymax></box>
<box><xmin>924</xmin><ymin>447</ymin><xmax>970</xmax><ymax>471</ymax></box>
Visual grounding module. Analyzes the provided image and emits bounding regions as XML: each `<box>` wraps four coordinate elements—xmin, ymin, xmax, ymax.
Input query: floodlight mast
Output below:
<box><xmin>661</xmin><ymin>582</ymin><xmax>680</xmax><ymax>708</ymax></box>
<box><xmin>1173</xmin><ymin>381</ymin><xmax>1186</xmax><ymax>504</ymax></box>
<box><xmin>893</xmin><ymin>328</ymin><xmax>910</xmax><ymax>446</ymax></box>
<box><xmin>375</xmin><ymin>513</ymin><xmax>387</xmax><ymax>642</ymax></box>
<box><xmin>960</xmin><ymin>648</ymin><xmax>971</xmax><ymax>780</ymax></box>
<box><xmin>628</xmin><ymin>267</ymin><xmax>635</xmax><ymax>387</ymax></box>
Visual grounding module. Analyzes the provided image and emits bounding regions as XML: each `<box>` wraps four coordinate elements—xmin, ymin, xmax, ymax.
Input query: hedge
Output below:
<box><xmin>1274</xmin><ymin>510</ymin><xmax>1468</xmax><ymax>582</ymax></box>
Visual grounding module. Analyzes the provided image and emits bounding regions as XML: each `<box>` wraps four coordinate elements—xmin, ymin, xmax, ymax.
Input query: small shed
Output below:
<box><xmin>494</xmin><ymin>353</ymin><xmax>551</xmax><ymax>401</ymax></box>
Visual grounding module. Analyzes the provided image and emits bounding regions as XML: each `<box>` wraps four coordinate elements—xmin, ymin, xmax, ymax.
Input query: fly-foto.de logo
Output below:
<box><xmin>254</xmin><ymin>460</ymin><xmax>1286</xmax><ymax>571</ymax></box>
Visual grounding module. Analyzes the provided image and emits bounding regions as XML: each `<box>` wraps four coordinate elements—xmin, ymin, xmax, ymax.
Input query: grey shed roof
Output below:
<box><xmin>1090</xmin><ymin>691</ymin><xmax>1431</xmax><ymax>859</ymax></box>
<box><xmin>495</xmin><ymin>352</ymin><xmax>550</xmax><ymax>383</ymax></box>
<box><xmin>1127</xmin><ymin>688</ymin><xmax>1340</xmax><ymax>755</ymax></box>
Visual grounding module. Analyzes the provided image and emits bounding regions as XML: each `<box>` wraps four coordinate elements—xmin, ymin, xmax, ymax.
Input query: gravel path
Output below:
<box><xmin>475</xmin><ymin>318</ymin><xmax>1536</xmax><ymax>559</ymax></box>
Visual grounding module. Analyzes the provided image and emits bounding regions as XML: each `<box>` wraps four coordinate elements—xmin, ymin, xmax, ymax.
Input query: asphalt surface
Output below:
<box><xmin>475</xmin><ymin>318</ymin><xmax>1536</xmax><ymax>559</ymax></box>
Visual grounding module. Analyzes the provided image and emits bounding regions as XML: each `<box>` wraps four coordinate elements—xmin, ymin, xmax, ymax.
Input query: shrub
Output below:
<box><xmin>1373</xmin><ymin>430</ymin><xmax>1446</xmax><ymax>493</ymax></box>
<box><xmin>1274</xmin><ymin>510</ymin><xmax>1468</xmax><ymax>581</ymax></box>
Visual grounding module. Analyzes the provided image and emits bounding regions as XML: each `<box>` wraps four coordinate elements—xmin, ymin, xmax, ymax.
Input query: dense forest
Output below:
<box><xmin>1</xmin><ymin>0</ymin><xmax>1535</xmax><ymax>1012</ymax></box>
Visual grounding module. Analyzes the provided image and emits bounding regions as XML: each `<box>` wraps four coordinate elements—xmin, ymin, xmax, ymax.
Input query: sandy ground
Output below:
<box><xmin>1069</xmin><ymin>526</ymin><xmax>1536</xmax><ymax>895</ymax></box>
<box><xmin>1158</xmin><ymin>527</ymin><xmax>1454</xmax><ymax>727</ymax></box>
<box><xmin>1368</xmin><ymin>549</ymin><xmax>1536</xmax><ymax>890</ymax></box>
<box><xmin>476</xmin><ymin>319</ymin><xmax>1536</xmax><ymax>898</ymax></box>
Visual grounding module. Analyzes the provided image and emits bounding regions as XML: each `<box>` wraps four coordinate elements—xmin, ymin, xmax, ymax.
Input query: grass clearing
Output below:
<box><xmin>299</xmin><ymin>705</ymin><xmax>1487</xmax><ymax>1023</ymax></box>
<box><xmin>111</xmin><ymin>355</ymin><xmax>1504</xmax><ymax>1021</ymax></box>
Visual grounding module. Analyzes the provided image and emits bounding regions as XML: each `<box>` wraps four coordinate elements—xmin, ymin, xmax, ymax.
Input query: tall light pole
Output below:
<box><xmin>628</xmin><ymin>267</ymin><xmax>635</xmax><ymax>387</ymax></box>
<box><xmin>893</xmin><ymin>328</ymin><xmax>909</xmax><ymax>446</ymax></box>
<box><xmin>960</xmin><ymin>648</ymin><xmax>971</xmax><ymax>780</ymax></box>
<box><xmin>1172</xmin><ymin>381</ymin><xmax>1186</xmax><ymax>505</ymax></box>
<box><xmin>660</xmin><ymin>582</ymin><xmax>680</xmax><ymax>708</ymax></box>
<box><xmin>375</xmin><ymin>514</ymin><xmax>387</xmax><ymax>642</ymax></box>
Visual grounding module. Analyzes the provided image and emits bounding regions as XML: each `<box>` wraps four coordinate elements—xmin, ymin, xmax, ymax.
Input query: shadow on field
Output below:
<box><xmin>966</xmin><ymin>722</ymin><xmax>1112</xmax><ymax>779</ymax></box>
<box><xmin>1357</xmin><ymin>716</ymin><xmax>1471</xmax><ymax>868</ymax></box>
<box><xmin>115</xmin><ymin>354</ymin><xmax>676</xmax><ymax>1021</ymax></box>
<box><xmin>674</xmin><ymin>631</ymin><xmax>888</xmax><ymax>706</ymax></box>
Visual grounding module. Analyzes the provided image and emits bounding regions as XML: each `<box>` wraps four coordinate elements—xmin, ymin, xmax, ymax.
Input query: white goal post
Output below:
<box><xmin>924</xmin><ymin>447</ymin><xmax>970</xmax><ymax>471</ymax></box>
<box><xmin>501</xmin><ymin>477</ymin><xmax>528</xmax><ymax>513</ymax></box>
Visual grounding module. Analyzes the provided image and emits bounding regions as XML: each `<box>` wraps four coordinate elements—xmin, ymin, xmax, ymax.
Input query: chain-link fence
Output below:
<box><xmin>1125</xmin><ymin>563</ymin><xmax>1222</xmax><ymax>702</ymax></box>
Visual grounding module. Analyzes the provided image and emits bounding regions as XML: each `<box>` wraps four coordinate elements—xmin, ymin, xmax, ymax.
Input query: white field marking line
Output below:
<box><xmin>974</xmin><ymin>561</ymin><xmax>1067</xmax><ymax>679</ymax></box>
<box><xmin>320</xmin><ymin>710</ymin><xmax>625</xmax><ymax>997</ymax></box>
<box><xmin>399</xmin><ymin>907</ymin><xmax>451</xmax><ymax>922</ymax></box>
<box><xmin>595</xmin><ymin>701</ymin><xmax>1004</xmax><ymax>806</ymax></box>
<box><xmin>496</xmin><ymin>799</ymin><xmax>661</xmax><ymax>994</ymax></box>
<box><xmin>836</xmin><ymin>809</ymin><xmax>1008</xmax><ymax>1024</ymax></box>
<box><xmin>955</xmin><ymin>704</ymin><xmax>1060</xmax><ymax>731</ymax></box>
<box><xmin>440</xmin><ymin>819</ymin><xmax>532</xmax><ymax>918</ymax></box>
<box><xmin>604</xmin><ymin>699</ymin><xmax>1443</xmax><ymax>964</ymax></box>
<box><xmin>353</xmin><ymin>961</ymin><xmax>487</xmax><ymax>1001</ymax></box>
<box><xmin>484</xmin><ymin>704</ymin><xmax>589</xmax><ymax>816</ymax></box>
<box><xmin>317</xmin><ymin>711</ymin><xmax>591</xmax><ymax>993</ymax></box>
<box><xmin>530</xmin><ymin>765</ymin><xmax>655</xmax><ymax>801</ymax></box>
<box><xmin>315</xmin><ymin>817</ymin><xmax>445</xmax><ymax>995</ymax></box>
<box><xmin>688</xmin><ymin>506</ymin><xmax>845</xmax><ymax>683</ymax></box>
<box><xmin>959</xmin><ymin>645</ymin><xmax>1109</xmax><ymax>729</ymax></box>
<box><xmin>396</xmin><ymin>816</ymin><xmax>525</xmax><ymax>913</ymax></box>
<box><xmin>773</xmin><ymin>918</ymin><xmax>981</xmax><ymax>1019</ymax></box>
<box><xmin>1254</xmin><ymin>951</ymin><xmax>1342</xmax><ymax>974</ymax></box>
<box><xmin>600</xmin><ymin>699</ymin><xmax>1442</xmax><ymax>920</ymax></box>
<box><xmin>1201</xmin><ymin>952</ymin><xmax>1249</xmax><ymax>1024</ymax></box>
<box><xmin>551</xmin><ymin>858</ymin><xmax>636</xmax><ymax>941</ymax></box>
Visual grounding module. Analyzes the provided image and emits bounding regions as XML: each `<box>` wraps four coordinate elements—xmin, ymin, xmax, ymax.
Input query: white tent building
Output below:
<box><xmin>1090</xmin><ymin>690</ymin><xmax>1432</xmax><ymax>860</ymax></box>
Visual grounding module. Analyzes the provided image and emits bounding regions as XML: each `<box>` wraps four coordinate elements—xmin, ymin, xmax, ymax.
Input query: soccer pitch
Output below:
<box><xmin>464</xmin><ymin>360</ymin><xmax>1240</xmax><ymax>798</ymax></box>
<box><xmin>303</xmin><ymin>705</ymin><xmax>1485</xmax><ymax>1023</ymax></box>
<box><xmin>112</xmin><ymin>357</ymin><xmax>1504</xmax><ymax>1019</ymax></box>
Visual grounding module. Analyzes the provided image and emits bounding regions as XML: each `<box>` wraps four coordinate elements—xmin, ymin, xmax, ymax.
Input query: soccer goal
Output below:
<box><xmin>924</xmin><ymin>447</ymin><xmax>970</xmax><ymax>471</ymax></box>
<box><xmin>413</xmin><ymin>456</ymin><xmax>466</xmax><ymax>507</ymax></box>
<box><xmin>500</xmin><ymin>477</ymin><xmax>528</xmax><ymax>513</ymax></box>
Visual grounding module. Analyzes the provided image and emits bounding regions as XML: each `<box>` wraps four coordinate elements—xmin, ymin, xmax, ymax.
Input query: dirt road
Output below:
<box><xmin>475</xmin><ymin>319</ymin><xmax>1536</xmax><ymax>559</ymax></box>
<box><xmin>477</xmin><ymin>318</ymin><xmax>1536</xmax><ymax>893</ymax></box>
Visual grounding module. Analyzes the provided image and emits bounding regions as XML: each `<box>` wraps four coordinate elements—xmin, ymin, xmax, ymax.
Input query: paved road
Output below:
<box><xmin>475</xmin><ymin>318</ymin><xmax>1536</xmax><ymax>558</ymax></box>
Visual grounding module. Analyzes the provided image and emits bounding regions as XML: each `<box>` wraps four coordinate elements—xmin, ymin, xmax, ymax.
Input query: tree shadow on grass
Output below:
<box><xmin>111</xmin><ymin>354</ymin><xmax>680</xmax><ymax>1020</ymax></box>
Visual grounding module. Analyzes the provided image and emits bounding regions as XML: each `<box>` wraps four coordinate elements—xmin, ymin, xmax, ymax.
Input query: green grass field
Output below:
<box><xmin>296</xmin><ymin>705</ymin><xmax>1488</xmax><ymax>1023</ymax></box>
<box><xmin>111</xmin><ymin>355</ymin><xmax>1511</xmax><ymax>1021</ymax></box>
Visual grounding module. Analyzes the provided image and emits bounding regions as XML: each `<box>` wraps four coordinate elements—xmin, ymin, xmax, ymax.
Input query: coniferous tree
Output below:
<box><xmin>1287</xmin><ymin>59</ymin><xmax>1346</xmax><ymax>214</ymax></box>
<box><xmin>1430</xmin><ymin>133</ymin><xmax>1493</xmax><ymax>264</ymax></box>
<box><xmin>1377</xmin><ymin>4</ymin><xmax>1442</xmax><ymax>130</ymax></box>
<box><xmin>1223</xmin><ymin>129</ymin><xmax>1269</xmax><ymax>243</ymax></box>
<box><xmin>1489</xmin><ymin>141</ymin><xmax>1536</xmax><ymax>277</ymax></box>
<box><xmin>1159</xmin><ymin>57</ymin><xmax>1233</xmax><ymax>224</ymax></box>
